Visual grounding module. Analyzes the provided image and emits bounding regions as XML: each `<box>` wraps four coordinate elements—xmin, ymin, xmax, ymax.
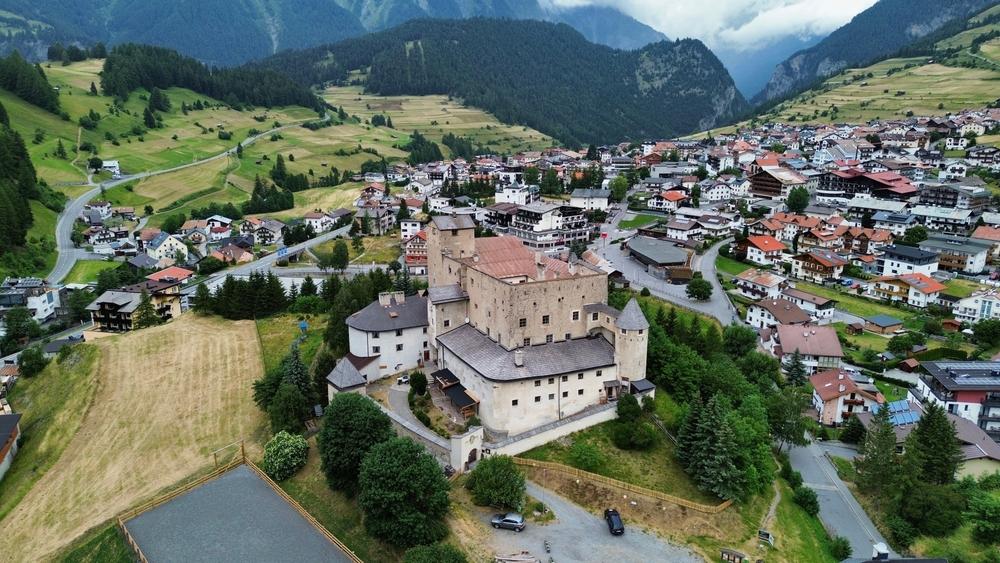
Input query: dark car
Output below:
<box><xmin>604</xmin><ymin>508</ymin><xmax>624</xmax><ymax>535</ymax></box>
<box><xmin>491</xmin><ymin>512</ymin><xmax>525</xmax><ymax>532</ymax></box>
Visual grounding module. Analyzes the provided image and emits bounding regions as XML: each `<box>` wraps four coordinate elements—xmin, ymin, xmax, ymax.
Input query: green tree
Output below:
<box><xmin>686</xmin><ymin>278</ymin><xmax>712</xmax><ymax>301</ymax></box>
<box><xmin>786</xmin><ymin>186</ymin><xmax>809</xmax><ymax>214</ymax></box>
<box><xmin>142</xmin><ymin>107</ymin><xmax>156</xmax><ymax>129</ymax></box>
<box><xmin>279</xmin><ymin>346</ymin><xmax>313</xmax><ymax>403</ymax></box>
<box><xmin>840</xmin><ymin>415</ymin><xmax>866</xmax><ymax>444</ymax></box>
<box><xmin>267</xmin><ymin>382</ymin><xmax>309</xmax><ymax>434</ymax></box>
<box><xmin>403</xmin><ymin>544</ymin><xmax>467</xmax><ymax>563</ymax></box>
<box><xmin>523</xmin><ymin>166</ymin><xmax>540</xmax><ymax>185</ymax></box>
<box><xmin>66</xmin><ymin>290</ymin><xmax>95</xmax><ymax>323</ymax></box>
<box><xmin>899</xmin><ymin>226</ymin><xmax>928</xmax><ymax>246</ymax></box>
<box><xmin>899</xmin><ymin>483</ymin><xmax>964</xmax><ymax>537</ymax></box>
<box><xmin>332</xmin><ymin>240</ymin><xmax>350</xmax><ymax>271</ymax></box>
<box><xmin>973</xmin><ymin>318</ymin><xmax>1000</xmax><ymax>347</ymax></box>
<box><xmin>17</xmin><ymin>345</ymin><xmax>49</xmax><ymax>377</ymax></box>
<box><xmin>132</xmin><ymin>290</ymin><xmax>163</xmax><ymax>329</ymax></box>
<box><xmin>55</xmin><ymin>138</ymin><xmax>67</xmax><ymax>159</ymax></box>
<box><xmin>908</xmin><ymin>403</ymin><xmax>963</xmax><ymax>485</ymax></box>
<box><xmin>692</xmin><ymin>396</ymin><xmax>744</xmax><ymax>500</ymax></box>
<box><xmin>968</xmin><ymin>493</ymin><xmax>1000</xmax><ymax>544</ymax></box>
<box><xmin>783</xmin><ymin>350</ymin><xmax>807</xmax><ymax>386</ymax></box>
<box><xmin>87</xmin><ymin>156</ymin><xmax>103</xmax><ymax>171</ymax></box>
<box><xmin>829</xmin><ymin>536</ymin><xmax>852</xmax><ymax>560</ymax></box>
<box><xmin>358</xmin><ymin>437</ymin><xmax>451</xmax><ymax>547</ymax></box>
<box><xmin>317</xmin><ymin>393</ymin><xmax>394</xmax><ymax>491</ymax></box>
<box><xmin>410</xmin><ymin>370</ymin><xmax>428</xmax><ymax>395</ymax></box>
<box><xmin>568</xmin><ymin>441</ymin><xmax>605</xmax><ymax>472</ymax></box>
<box><xmin>609</xmin><ymin>175</ymin><xmax>628</xmax><ymax>202</ymax></box>
<box><xmin>193</xmin><ymin>283</ymin><xmax>213</xmax><ymax>314</ymax></box>
<box><xmin>793</xmin><ymin>486</ymin><xmax>819</xmax><ymax>516</ymax></box>
<box><xmin>767</xmin><ymin>387</ymin><xmax>810</xmax><ymax>451</ymax></box>
<box><xmin>855</xmin><ymin>405</ymin><xmax>898</xmax><ymax>508</ymax></box>
<box><xmin>2</xmin><ymin>307</ymin><xmax>40</xmax><ymax>343</ymax></box>
<box><xmin>261</xmin><ymin>430</ymin><xmax>309</xmax><ymax>481</ymax></box>
<box><xmin>465</xmin><ymin>455</ymin><xmax>525</xmax><ymax>510</ymax></box>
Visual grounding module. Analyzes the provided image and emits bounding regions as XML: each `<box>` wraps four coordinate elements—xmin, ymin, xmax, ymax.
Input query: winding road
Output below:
<box><xmin>49</xmin><ymin>115</ymin><xmax>328</xmax><ymax>284</ymax></box>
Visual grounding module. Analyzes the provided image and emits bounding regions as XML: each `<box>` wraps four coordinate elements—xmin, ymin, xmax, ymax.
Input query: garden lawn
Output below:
<box><xmin>942</xmin><ymin>278</ymin><xmax>983</xmax><ymax>298</ymax></box>
<box><xmin>520</xmin><ymin>419</ymin><xmax>718</xmax><ymax>505</ymax></box>
<box><xmin>794</xmin><ymin>282</ymin><xmax>916</xmax><ymax>324</ymax></box>
<box><xmin>618</xmin><ymin>213</ymin><xmax>658</xmax><ymax>229</ymax></box>
<box><xmin>63</xmin><ymin>260</ymin><xmax>119</xmax><ymax>284</ymax></box>
<box><xmin>716</xmin><ymin>256</ymin><xmax>751</xmax><ymax>277</ymax></box>
<box><xmin>874</xmin><ymin>380</ymin><xmax>908</xmax><ymax>402</ymax></box>
<box><xmin>55</xmin><ymin>523</ymin><xmax>132</xmax><ymax>563</ymax></box>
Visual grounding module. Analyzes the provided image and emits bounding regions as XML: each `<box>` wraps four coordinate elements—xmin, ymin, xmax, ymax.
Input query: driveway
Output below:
<box><xmin>786</xmin><ymin>440</ymin><xmax>895</xmax><ymax>558</ymax></box>
<box><xmin>484</xmin><ymin>482</ymin><xmax>701</xmax><ymax>563</ymax></box>
<box><xmin>593</xmin><ymin>236</ymin><xmax>739</xmax><ymax>325</ymax></box>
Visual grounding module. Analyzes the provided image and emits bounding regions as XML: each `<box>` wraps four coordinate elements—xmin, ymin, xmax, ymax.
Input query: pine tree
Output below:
<box><xmin>271</xmin><ymin>154</ymin><xmax>287</xmax><ymax>185</ymax></box>
<box><xmin>281</xmin><ymin>346</ymin><xmax>312</xmax><ymax>402</ymax></box>
<box><xmin>909</xmin><ymin>403</ymin><xmax>962</xmax><ymax>485</ymax></box>
<box><xmin>300</xmin><ymin>276</ymin><xmax>317</xmax><ymax>297</ymax></box>
<box><xmin>702</xmin><ymin>324</ymin><xmax>723</xmax><ymax>360</ymax></box>
<box><xmin>193</xmin><ymin>283</ymin><xmax>212</xmax><ymax>314</ymax></box>
<box><xmin>268</xmin><ymin>382</ymin><xmax>309</xmax><ymax>434</ymax></box>
<box><xmin>784</xmin><ymin>349</ymin><xmax>807</xmax><ymax>386</ymax></box>
<box><xmin>685</xmin><ymin>315</ymin><xmax>703</xmax><ymax>353</ymax></box>
<box><xmin>132</xmin><ymin>290</ymin><xmax>163</xmax><ymax>329</ymax></box>
<box><xmin>55</xmin><ymin>139</ymin><xmax>67</xmax><ymax>160</ymax></box>
<box><xmin>0</xmin><ymin>100</ymin><xmax>8</xmax><ymax>127</ymax></box>
<box><xmin>89</xmin><ymin>82</ymin><xmax>98</xmax><ymax>96</ymax></box>
<box><xmin>143</xmin><ymin>107</ymin><xmax>157</xmax><ymax>129</ymax></box>
<box><xmin>676</xmin><ymin>397</ymin><xmax>702</xmax><ymax>471</ymax></box>
<box><xmin>703</xmin><ymin>419</ymin><xmax>744</xmax><ymax>500</ymax></box>
<box><xmin>856</xmin><ymin>405</ymin><xmax>898</xmax><ymax>508</ymax></box>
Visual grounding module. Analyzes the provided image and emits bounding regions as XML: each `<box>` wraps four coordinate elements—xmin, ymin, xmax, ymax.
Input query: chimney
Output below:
<box><xmin>513</xmin><ymin>349</ymin><xmax>524</xmax><ymax>367</ymax></box>
<box><xmin>838</xmin><ymin>372</ymin><xmax>844</xmax><ymax>380</ymax></box>
<box><xmin>838</xmin><ymin>383</ymin><xmax>846</xmax><ymax>393</ymax></box>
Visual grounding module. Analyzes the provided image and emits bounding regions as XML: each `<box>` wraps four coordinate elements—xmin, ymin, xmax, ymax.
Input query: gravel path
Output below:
<box><xmin>485</xmin><ymin>482</ymin><xmax>702</xmax><ymax>563</ymax></box>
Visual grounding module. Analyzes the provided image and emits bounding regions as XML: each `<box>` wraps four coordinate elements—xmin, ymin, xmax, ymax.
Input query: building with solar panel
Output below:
<box><xmin>855</xmin><ymin>400</ymin><xmax>1000</xmax><ymax>479</ymax></box>
<box><xmin>913</xmin><ymin>361</ymin><xmax>1000</xmax><ymax>444</ymax></box>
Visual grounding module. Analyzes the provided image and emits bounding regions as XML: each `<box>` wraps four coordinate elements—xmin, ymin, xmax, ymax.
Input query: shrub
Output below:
<box><xmin>317</xmin><ymin>393</ymin><xmax>394</xmax><ymax>492</ymax></box>
<box><xmin>616</xmin><ymin>393</ymin><xmax>642</xmax><ymax>422</ymax></box>
<box><xmin>261</xmin><ymin>431</ymin><xmax>308</xmax><ymax>481</ymax></box>
<box><xmin>793</xmin><ymin>486</ymin><xmax>819</xmax><ymax>516</ymax></box>
<box><xmin>829</xmin><ymin>536</ymin><xmax>852</xmax><ymax>560</ymax></box>
<box><xmin>640</xmin><ymin>287</ymin><xmax>651</xmax><ymax>296</ymax></box>
<box><xmin>568</xmin><ymin>441</ymin><xmax>606</xmax><ymax>472</ymax></box>
<box><xmin>410</xmin><ymin>371</ymin><xmax>428</xmax><ymax>395</ymax></box>
<box><xmin>465</xmin><ymin>415</ymin><xmax>481</xmax><ymax>430</ymax></box>
<box><xmin>900</xmin><ymin>484</ymin><xmax>964</xmax><ymax>537</ymax></box>
<box><xmin>786</xmin><ymin>469</ymin><xmax>803</xmax><ymax>489</ymax></box>
<box><xmin>840</xmin><ymin>416</ymin><xmax>866</xmax><ymax>444</ymax></box>
<box><xmin>414</xmin><ymin>409</ymin><xmax>431</xmax><ymax>427</ymax></box>
<box><xmin>403</xmin><ymin>544</ymin><xmax>468</xmax><ymax>563</ymax></box>
<box><xmin>968</xmin><ymin>493</ymin><xmax>1000</xmax><ymax>544</ymax></box>
<box><xmin>610</xmin><ymin>421</ymin><xmax>657</xmax><ymax>450</ymax></box>
<box><xmin>884</xmin><ymin>513</ymin><xmax>917</xmax><ymax>548</ymax></box>
<box><xmin>465</xmin><ymin>455</ymin><xmax>525</xmax><ymax>510</ymax></box>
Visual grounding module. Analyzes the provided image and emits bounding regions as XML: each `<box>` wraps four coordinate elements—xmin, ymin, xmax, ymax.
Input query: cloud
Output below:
<box><xmin>542</xmin><ymin>0</ymin><xmax>879</xmax><ymax>52</ymax></box>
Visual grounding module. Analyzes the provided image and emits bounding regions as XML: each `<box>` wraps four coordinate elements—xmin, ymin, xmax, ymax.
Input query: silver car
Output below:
<box><xmin>491</xmin><ymin>512</ymin><xmax>525</xmax><ymax>532</ymax></box>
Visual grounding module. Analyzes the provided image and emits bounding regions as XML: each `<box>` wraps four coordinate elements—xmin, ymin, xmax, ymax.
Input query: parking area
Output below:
<box><xmin>485</xmin><ymin>482</ymin><xmax>701</xmax><ymax>563</ymax></box>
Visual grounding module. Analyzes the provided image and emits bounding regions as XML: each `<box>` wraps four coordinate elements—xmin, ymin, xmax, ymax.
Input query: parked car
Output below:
<box><xmin>397</xmin><ymin>375</ymin><xmax>410</xmax><ymax>385</ymax></box>
<box><xmin>491</xmin><ymin>512</ymin><xmax>525</xmax><ymax>532</ymax></box>
<box><xmin>604</xmin><ymin>508</ymin><xmax>624</xmax><ymax>535</ymax></box>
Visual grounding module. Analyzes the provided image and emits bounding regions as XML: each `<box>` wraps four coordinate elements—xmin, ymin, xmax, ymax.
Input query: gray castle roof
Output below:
<box><xmin>615</xmin><ymin>298</ymin><xmax>649</xmax><ymax>330</ymax></box>
<box><xmin>437</xmin><ymin>324</ymin><xmax>615</xmax><ymax>382</ymax></box>
<box><xmin>326</xmin><ymin>357</ymin><xmax>366</xmax><ymax>390</ymax></box>
<box><xmin>345</xmin><ymin>295</ymin><xmax>428</xmax><ymax>333</ymax></box>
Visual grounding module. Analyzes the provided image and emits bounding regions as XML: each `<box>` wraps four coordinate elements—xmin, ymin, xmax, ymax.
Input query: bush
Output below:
<box><xmin>786</xmin><ymin>470</ymin><xmax>803</xmax><ymax>489</ymax></box>
<box><xmin>900</xmin><ymin>484</ymin><xmax>964</xmax><ymax>537</ymax></box>
<box><xmin>317</xmin><ymin>393</ymin><xmax>394</xmax><ymax>492</ymax></box>
<box><xmin>465</xmin><ymin>455</ymin><xmax>525</xmax><ymax>510</ymax></box>
<box><xmin>403</xmin><ymin>544</ymin><xmax>468</xmax><ymax>563</ymax></box>
<box><xmin>640</xmin><ymin>287</ymin><xmax>650</xmax><ymax>296</ymax></box>
<box><xmin>610</xmin><ymin>421</ymin><xmax>657</xmax><ymax>450</ymax></box>
<box><xmin>568</xmin><ymin>441</ymin><xmax>606</xmax><ymax>472</ymax></box>
<box><xmin>829</xmin><ymin>536</ymin><xmax>852</xmax><ymax>560</ymax></box>
<box><xmin>414</xmin><ymin>409</ymin><xmax>431</xmax><ymax>427</ymax></box>
<box><xmin>793</xmin><ymin>486</ymin><xmax>819</xmax><ymax>516</ymax></box>
<box><xmin>261</xmin><ymin>431</ymin><xmax>309</xmax><ymax>481</ymax></box>
<box><xmin>616</xmin><ymin>393</ymin><xmax>642</xmax><ymax>422</ymax></box>
<box><xmin>840</xmin><ymin>416</ymin><xmax>866</xmax><ymax>444</ymax></box>
<box><xmin>410</xmin><ymin>371</ymin><xmax>428</xmax><ymax>395</ymax></box>
<box><xmin>198</xmin><ymin>256</ymin><xmax>226</xmax><ymax>275</ymax></box>
<box><xmin>968</xmin><ymin>493</ymin><xmax>1000</xmax><ymax>544</ymax></box>
<box><xmin>884</xmin><ymin>513</ymin><xmax>917</xmax><ymax>548</ymax></box>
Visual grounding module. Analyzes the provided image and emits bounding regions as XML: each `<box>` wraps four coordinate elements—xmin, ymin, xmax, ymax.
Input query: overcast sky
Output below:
<box><xmin>544</xmin><ymin>0</ymin><xmax>879</xmax><ymax>52</ymax></box>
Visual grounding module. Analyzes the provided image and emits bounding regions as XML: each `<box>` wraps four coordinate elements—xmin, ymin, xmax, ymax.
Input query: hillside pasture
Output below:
<box><xmin>0</xmin><ymin>315</ymin><xmax>268</xmax><ymax>561</ymax></box>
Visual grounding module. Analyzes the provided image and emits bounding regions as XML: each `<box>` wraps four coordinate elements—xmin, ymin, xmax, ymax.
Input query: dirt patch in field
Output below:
<box><xmin>0</xmin><ymin>315</ymin><xmax>268</xmax><ymax>561</ymax></box>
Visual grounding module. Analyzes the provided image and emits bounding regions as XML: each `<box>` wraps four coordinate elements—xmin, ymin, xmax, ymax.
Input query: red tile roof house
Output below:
<box><xmin>867</xmin><ymin>273</ymin><xmax>946</xmax><ymax>308</ymax></box>
<box><xmin>146</xmin><ymin>266</ymin><xmax>195</xmax><ymax>284</ymax></box>
<box><xmin>791</xmin><ymin>249</ymin><xmax>849</xmax><ymax>283</ymax></box>
<box><xmin>764</xmin><ymin>324</ymin><xmax>844</xmax><ymax>374</ymax></box>
<box><xmin>743</xmin><ymin>235</ymin><xmax>787</xmax><ymax>266</ymax></box>
<box><xmin>734</xmin><ymin>269</ymin><xmax>788</xmax><ymax>300</ymax></box>
<box><xmin>646</xmin><ymin>190</ymin><xmax>688</xmax><ymax>212</ymax></box>
<box><xmin>971</xmin><ymin>225</ymin><xmax>1000</xmax><ymax>263</ymax></box>
<box><xmin>809</xmin><ymin>369</ymin><xmax>884</xmax><ymax>426</ymax></box>
<box><xmin>746</xmin><ymin>298</ymin><xmax>810</xmax><ymax>330</ymax></box>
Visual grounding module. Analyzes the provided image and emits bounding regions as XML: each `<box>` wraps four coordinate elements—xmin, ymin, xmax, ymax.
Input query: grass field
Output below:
<box><xmin>619</xmin><ymin>213</ymin><xmax>658</xmax><ymax>229</ymax></box>
<box><xmin>716</xmin><ymin>255</ymin><xmax>752</xmax><ymax>277</ymax></box>
<box><xmin>255</xmin><ymin>313</ymin><xmax>327</xmax><ymax>374</ymax></box>
<box><xmin>520</xmin><ymin>418</ymin><xmax>719</xmax><ymax>505</ymax></box>
<box><xmin>0</xmin><ymin>315</ymin><xmax>269</xmax><ymax>561</ymax></box>
<box><xmin>55</xmin><ymin>523</ymin><xmax>132</xmax><ymax>563</ymax></box>
<box><xmin>875</xmin><ymin>380</ymin><xmax>908</xmax><ymax>402</ymax></box>
<box><xmin>63</xmin><ymin>259</ymin><xmax>119</xmax><ymax>284</ymax></box>
<box><xmin>943</xmin><ymin>278</ymin><xmax>984</xmax><ymax>298</ymax></box>
<box><xmin>10</xmin><ymin>60</ymin><xmax>316</xmax><ymax>186</ymax></box>
<box><xmin>794</xmin><ymin>281</ymin><xmax>917</xmax><ymax>323</ymax></box>
<box><xmin>313</xmin><ymin>234</ymin><xmax>402</xmax><ymax>265</ymax></box>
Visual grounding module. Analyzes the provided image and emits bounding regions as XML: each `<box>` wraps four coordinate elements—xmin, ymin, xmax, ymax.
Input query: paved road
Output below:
<box><xmin>787</xmin><ymin>439</ymin><xmax>895</xmax><ymax>558</ymax></box>
<box><xmin>484</xmin><ymin>482</ymin><xmax>701</xmax><ymax>563</ymax></box>
<box><xmin>49</xmin><ymin>116</ymin><xmax>327</xmax><ymax>284</ymax></box>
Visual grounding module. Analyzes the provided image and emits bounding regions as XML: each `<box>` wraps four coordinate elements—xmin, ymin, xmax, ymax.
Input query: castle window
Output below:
<box><xmin>578</xmin><ymin>389</ymin><xmax>584</xmax><ymax>395</ymax></box>
<box><xmin>592</xmin><ymin>312</ymin><xmax>598</xmax><ymax>321</ymax></box>
<box><xmin>372</xmin><ymin>346</ymin><xmax>380</xmax><ymax>353</ymax></box>
<box><xmin>542</xmin><ymin>315</ymin><xmax>550</xmax><ymax>325</ymax></box>
<box><xmin>562</xmin><ymin>375</ymin><xmax>568</xmax><ymax>382</ymax></box>
<box><xmin>548</xmin><ymin>378</ymin><xmax>554</xmax><ymax>384</ymax></box>
<box><xmin>444</xmin><ymin>319</ymin><xmax>451</xmax><ymax>328</ymax></box>
<box><xmin>535</xmin><ymin>396</ymin><xmax>541</xmax><ymax>403</ymax></box>
<box><xmin>548</xmin><ymin>394</ymin><xmax>555</xmax><ymax>400</ymax></box>
<box><xmin>562</xmin><ymin>391</ymin><xmax>568</xmax><ymax>398</ymax></box>
<box><xmin>372</xmin><ymin>332</ymin><xmax>380</xmax><ymax>339</ymax></box>
<box><xmin>523</xmin><ymin>338</ymin><xmax>531</xmax><ymax>346</ymax></box>
<box><xmin>572</xmin><ymin>311</ymin><xmax>579</xmax><ymax>321</ymax></box>
<box><xmin>395</xmin><ymin>329</ymin><xmax>403</xmax><ymax>337</ymax></box>
<box><xmin>578</xmin><ymin>373</ymin><xmax>583</xmax><ymax>380</ymax></box>
<box><xmin>519</xmin><ymin>318</ymin><xmax>526</xmax><ymax>327</ymax></box>
<box><xmin>512</xmin><ymin>399</ymin><xmax>518</xmax><ymax>406</ymax></box>
<box><xmin>546</xmin><ymin>334</ymin><xmax>553</xmax><ymax>343</ymax></box>
<box><xmin>535</xmin><ymin>380</ymin><xmax>541</xmax><ymax>387</ymax></box>
<box><xmin>596</xmin><ymin>370</ymin><xmax>603</xmax><ymax>377</ymax></box>
<box><xmin>396</xmin><ymin>344</ymin><xmax>403</xmax><ymax>351</ymax></box>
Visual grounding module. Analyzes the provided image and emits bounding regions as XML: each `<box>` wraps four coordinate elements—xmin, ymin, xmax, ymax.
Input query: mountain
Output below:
<box><xmin>0</xmin><ymin>0</ymin><xmax>666</xmax><ymax>64</ymax></box>
<box><xmin>256</xmin><ymin>19</ymin><xmax>747</xmax><ymax>145</ymax></box>
<box><xmin>714</xmin><ymin>35</ymin><xmax>823</xmax><ymax>98</ymax></box>
<box><xmin>754</xmin><ymin>0</ymin><xmax>997</xmax><ymax>104</ymax></box>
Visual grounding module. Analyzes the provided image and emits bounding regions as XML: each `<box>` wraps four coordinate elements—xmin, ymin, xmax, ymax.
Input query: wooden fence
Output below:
<box><xmin>513</xmin><ymin>457</ymin><xmax>732</xmax><ymax>514</ymax></box>
<box><xmin>116</xmin><ymin>454</ymin><xmax>363</xmax><ymax>563</ymax></box>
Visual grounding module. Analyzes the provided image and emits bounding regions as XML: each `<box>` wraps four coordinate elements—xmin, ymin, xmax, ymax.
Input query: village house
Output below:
<box><xmin>507</xmin><ymin>203</ymin><xmax>589</xmax><ymax>254</ymax></box>
<box><xmin>400</xmin><ymin>220</ymin><xmax>422</xmax><ymax>241</ymax></box>
<box><xmin>810</xmin><ymin>369</ymin><xmax>883</xmax><ymax>426</ymax></box>
<box><xmin>341</xmin><ymin>292</ymin><xmax>430</xmax><ymax>383</ymax></box>
<box><xmin>569</xmin><ymin>188</ymin><xmax>611</xmax><ymax>211</ymax></box>
<box><xmin>953</xmin><ymin>291</ymin><xmax>1000</xmax><ymax>324</ymax></box>
<box><xmin>87</xmin><ymin>279</ymin><xmax>183</xmax><ymax>332</ymax></box>
<box><xmin>763</xmin><ymin>324</ymin><xmax>843</xmax><ymax>374</ymax></box>
<box><xmin>0</xmin><ymin>277</ymin><xmax>60</xmax><ymax>324</ymax></box>
<box><xmin>303</xmin><ymin>211</ymin><xmax>335</xmax><ymax>233</ymax></box>
<box><xmin>354</xmin><ymin>208</ymin><xmax>395</xmax><ymax>236</ymax></box>
<box><xmin>910</xmin><ymin>205</ymin><xmax>975</xmax><ymax>234</ymax></box>
<box><xmin>918</xmin><ymin>234</ymin><xmax>989</xmax><ymax>275</ymax></box>
<box><xmin>878</xmin><ymin>245</ymin><xmax>939</xmax><ymax>277</ymax></box>
<box><xmin>240</xmin><ymin>217</ymin><xmax>287</xmax><ymax>245</ymax></box>
<box><xmin>971</xmin><ymin>225</ymin><xmax>1000</xmax><ymax>263</ymax></box>
<box><xmin>211</xmin><ymin>244</ymin><xmax>254</xmax><ymax>265</ymax></box>
<box><xmin>746</xmin><ymin>298</ymin><xmax>810</xmax><ymax>330</ymax></box>
<box><xmin>791</xmin><ymin>249</ymin><xmax>849</xmax><ymax>283</ymax></box>
<box><xmin>749</xmin><ymin>166</ymin><xmax>807</xmax><ymax>200</ymax></box>
<box><xmin>495</xmin><ymin>184</ymin><xmax>539</xmax><ymax>206</ymax></box>
<box><xmin>868</xmin><ymin>273</ymin><xmax>946</xmax><ymax>308</ymax></box>
<box><xmin>915</xmin><ymin>361</ymin><xmax>1000</xmax><ymax>444</ymax></box>
<box><xmin>145</xmin><ymin>232</ymin><xmax>188</xmax><ymax>264</ymax></box>
<box><xmin>872</xmin><ymin>211</ymin><xmax>918</xmax><ymax>237</ymax></box>
<box><xmin>146</xmin><ymin>266</ymin><xmax>195</xmax><ymax>284</ymax></box>
<box><xmin>741</xmin><ymin>235</ymin><xmax>787</xmax><ymax>266</ymax></box>
<box><xmin>734</xmin><ymin>269</ymin><xmax>788</xmax><ymax>300</ymax></box>
<box><xmin>864</xmin><ymin>314</ymin><xmax>904</xmax><ymax>335</ymax></box>
<box><xmin>857</xmin><ymin>400</ymin><xmax>1000</xmax><ymax>477</ymax></box>
<box><xmin>404</xmin><ymin>231</ymin><xmax>428</xmax><ymax>275</ymax></box>
<box><xmin>646</xmin><ymin>190</ymin><xmax>688</xmax><ymax>212</ymax></box>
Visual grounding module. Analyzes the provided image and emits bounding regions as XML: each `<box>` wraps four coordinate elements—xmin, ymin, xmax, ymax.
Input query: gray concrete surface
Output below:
<box><xmin>485</xmin><ymin>482</ymin><xmax>701</xmax><ymax>563</ymax></box>
<box><xmin>125</xmin><ymin>465</ymin><xmax>352</xmax><ymax>562</ymax></box>
<box><xmin>786</xmin><ymin>440</ymin><xmax>895</xmax><ymax>559</ymax></box>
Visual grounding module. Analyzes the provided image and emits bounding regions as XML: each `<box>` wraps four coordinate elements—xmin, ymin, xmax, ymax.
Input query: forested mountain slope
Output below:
<box><xmin>755</xmin><ymin>0</ymin><xmax>997</xmax><ymax>104</ymax></box>
<box><xmin>256</xmin><ymin>19</ymin><xmax>744</xmax><ymax>146</ymax></box>
<box><xmin>0</xmin><ymin>0</ymin><xmax>665</xmax><ymax>64</ymax></box>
